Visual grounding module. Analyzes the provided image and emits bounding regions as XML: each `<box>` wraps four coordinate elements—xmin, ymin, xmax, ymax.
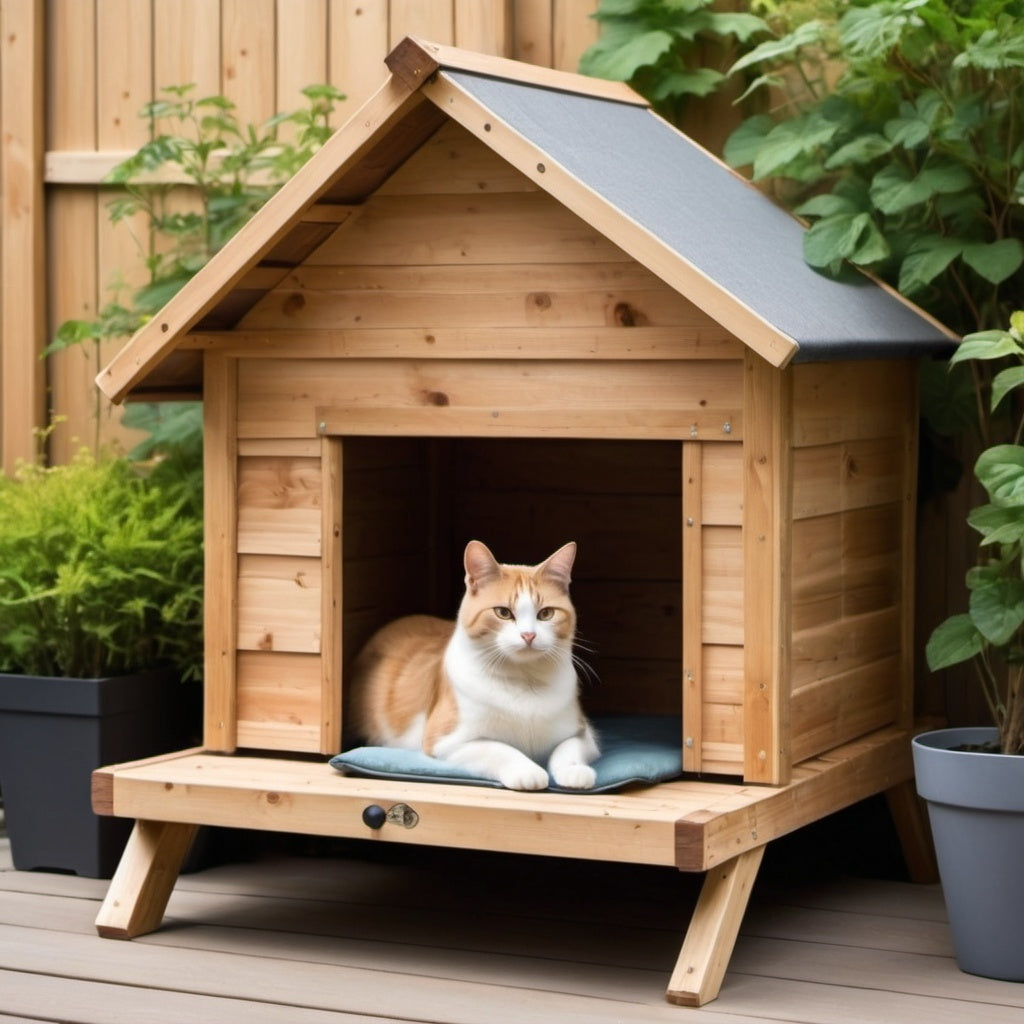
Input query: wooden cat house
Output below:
<box><xmin>91</xmin><ymin>39</ymin><xmax>954</xmax><ymax>1006</ymax></box>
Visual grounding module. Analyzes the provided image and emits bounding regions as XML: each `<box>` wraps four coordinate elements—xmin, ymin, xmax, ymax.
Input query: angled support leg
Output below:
<box><xmin>885</xmin><ymin>779</ymin><xmax>939</xmax><ymax>884</ymax></box>
<box><xmin>95</xmin><ymin>819</ymin><xmax>197</xmax><ymax>939</ymax></box>
<box><xmin>666</xmin><ymin>845</ymin><xmax>765</xmax><ymax>1007</ymax></box>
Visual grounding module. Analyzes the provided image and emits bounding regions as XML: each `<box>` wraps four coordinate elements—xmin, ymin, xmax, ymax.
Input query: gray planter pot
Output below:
<box><xmin>0</xmin><ymin>668</ymin><xmax>191</xmax><ymax>878</ymax></box>
<box><xmin>912</xmin><ymin>726</ymin><xmax>1024</xmax><ymax>982</ymax></box>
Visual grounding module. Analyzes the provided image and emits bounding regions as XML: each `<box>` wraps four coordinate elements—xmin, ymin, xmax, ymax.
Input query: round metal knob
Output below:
<box><xmin>362</xmin><ymin>804</ymin><xmax>386</xmax><ymax>830</ymax></box>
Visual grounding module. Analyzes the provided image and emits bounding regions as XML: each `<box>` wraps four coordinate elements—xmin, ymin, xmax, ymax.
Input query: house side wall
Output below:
<box><xmin>787</xmin><ymin>359</ymin><xmax>917</xmax><ymax>764</ymax></box>
<box><xmin>204</xmin><ymin>121</ymin><xmax>747</xmax><ymax>755</ymax></box>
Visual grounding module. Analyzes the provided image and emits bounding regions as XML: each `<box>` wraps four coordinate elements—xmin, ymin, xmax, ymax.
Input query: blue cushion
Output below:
<box><xmin>329</xmin><ymin>715</ymin><xmax>682</xmax><ymax>793</ymax></box>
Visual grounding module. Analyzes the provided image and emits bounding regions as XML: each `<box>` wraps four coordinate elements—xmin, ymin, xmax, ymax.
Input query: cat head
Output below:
<box><xmin>458</xmin><ymin>540</ymin><xmax>577</xmax><ymax>662</ymax></box>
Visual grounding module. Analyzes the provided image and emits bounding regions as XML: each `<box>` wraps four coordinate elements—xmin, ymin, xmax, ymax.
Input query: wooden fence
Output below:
<box><xmin>0</xmin><ymin>0</ymin><xmax>607</xmax><ymax>470</ymax></box>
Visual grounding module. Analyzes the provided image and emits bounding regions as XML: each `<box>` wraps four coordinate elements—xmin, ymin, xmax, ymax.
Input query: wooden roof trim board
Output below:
<box><xmin>422</xmin><ymin>72</ymin><xmax>801</xmax><ymax>369</ymax></box>
<box><xmin>96</xmin><ymin>74</ymin><xmax>426</xmax><ymax>404</ymax></box>
<box><xmin>385</xmin><ymin>36</ymin><xmax>646</xmax><ymax>107</ymax></box>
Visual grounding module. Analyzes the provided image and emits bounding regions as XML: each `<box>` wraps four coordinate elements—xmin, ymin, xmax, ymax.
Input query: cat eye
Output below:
<box><xmin>493</xmin><ymin>606</ymin><xmax>514</xmax><ymax>619</ymax></box>
<box><xmin>536</xmin><ymin>607</ymin><xmax>555</xmax><ymax>621</ymax></box>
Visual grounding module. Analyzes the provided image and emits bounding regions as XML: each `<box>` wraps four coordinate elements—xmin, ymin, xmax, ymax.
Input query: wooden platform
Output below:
<box><xmin>3</xmin><ymin>822</ymin><xmax>1024</xmax><ymax>1022</ymax></box>
<box><xmin>85</xmin><ymin>724</ymin><xmax>937</xmax><ymax>1007</ymax></box>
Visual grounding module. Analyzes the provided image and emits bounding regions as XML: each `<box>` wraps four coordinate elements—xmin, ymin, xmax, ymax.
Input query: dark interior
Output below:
<box><xmin>342</xmin><ymin>437</ymin><xmax>683</xmax><ymax>716</ymax></box>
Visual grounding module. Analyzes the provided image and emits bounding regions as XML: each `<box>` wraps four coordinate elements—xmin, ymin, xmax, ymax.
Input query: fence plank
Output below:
<box><xmin>553</xmin><ymin>0</ymin><xmax>599</xmax><ymax>71</ymax></box>
<box><xmin>390</xmin><ymin>0</ymin><xmax>454</xmax><ymax>48</ymax></box>
<box><xmin>455</xmin><ymin>0</ymin><xmax>512</xmax><ymax>54</ymax></box>
<box><xmin>328</xmin><ymin>0</ymin><xmax>390</xmax><ymax>114</ymax></box>
<box><xmin>276</xmin><ymin>0</ymin><xmax>328</xmax><ymax>123</ymax></box>
<box><xmin>222</xmin><ymin>0</ymin><xmax>277</xmax><ymax>125</ymax></box>
<box><xmin>1</xmin><ymin>0</ymin><xmax>46</xmax><ymax>472</ymax></box>
<box><xmin>93</xmin><ymin>0</ymin><xmax>154</xmax><ymax>453</ymax></box>
<box><xmin>47</xmin><ymin>0</ymin><xmax>99</xmax><ymax>463</ymax></box>
<box><xmin>513</xmin><ymin>0</ymin><xmax>552</xmax><ymax>65</ymax></box>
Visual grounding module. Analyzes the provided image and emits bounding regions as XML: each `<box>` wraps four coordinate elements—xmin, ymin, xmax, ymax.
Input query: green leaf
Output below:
<box><xmin>727</xmin><ymin>19</ymin><xmax>825</xmax><ymax>77</ymax></box>
<box><xmin>967</xmin><ymin>503</ymin><xmax>1024</xmax><ymax>546</ymax></box>
<box><xmin>795</xmin><ymin>193</ymin><xmax>859</xmax><ymax>219</ymax></box>
<box><xmin>870</xmin><ymin>160</ymin><xmax>973</xmax><ymax>215</ymax></box>
<box><xmin>970</xmin><ymin>576</ymin><xmax>1024</xmax><ymax>646</ymax></box>
<box><xmin>803</xmin><ymin>212</ymin><xmax>889</xmax><ymax>274</ymax></box>
<box><xmin>824</xmin><ymin>133</ymin><xmax>893</xmax><ymax>169</ymax></box>
<box><xmin>722</xmin><ymin>115</ymin><xmax>773</xmax><ymax>168</ymax></box>
<box><xmin>962</xmin><ymin>239</ymin><xmax>1024</xmax><ymax>285</ymax></box>
<box><xmin>897</xmin><ymin>236</ymin><xmax>961</xmax><ymax>294</ymax></box>
<box><xmin>926</xmin><ymin>612</ymin><xmax>983</xmax><ymax>670</ymax></box>
<box><xmin>752</xmin><ymin>114</ymin><xmax>839</xmax><ymax>180</ymax></box>
<box><xmin>951</xmin><ymin>329</ymin><xmax>1024</xmax><ymax>366</ymax></box>
<box><xmin>976</xmin><ymin>445</ymin><xmax>1024</xmax><ymax>507</ymax></box>
<box><xmin>648</xmin><ymin>68</ymin><xmax>723</xmax><ymax>101</ymax></box>
<box><xmin>991</xmin><ymin>366</ymin><xmax>1024</xmax><ymax>412</ymax></box>
<box><xmin>578</xmin><ymin>28</ymin><xmax>674</xmax><ymax>80</ymax></box>
<box><xmin>953</xmin><ymin>25</ymin><xmax>1024</xmax><ymax>71</ymax></box>
<box><xmin>703</xmin><ymin>11</ymin><xmax>766</xmax><ymax>43</ymax></box>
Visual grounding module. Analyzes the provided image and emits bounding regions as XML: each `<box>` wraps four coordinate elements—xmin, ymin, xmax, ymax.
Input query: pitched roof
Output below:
<box><xmin>97</xmin><ymin>37</ymin><xmax>956</xmax><ymax>403</ymax></box>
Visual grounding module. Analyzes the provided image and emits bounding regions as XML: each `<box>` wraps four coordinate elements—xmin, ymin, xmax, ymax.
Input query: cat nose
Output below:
<box><xmin>520</xmin><ymin>631</ymin><xmax>536</xmax><ymax>646</ymax></box>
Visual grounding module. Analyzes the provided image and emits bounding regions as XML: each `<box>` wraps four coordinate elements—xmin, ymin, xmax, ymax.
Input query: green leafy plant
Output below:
<box><xmin>50</xmin><ymin>82</ymin><xmax>345</xmax><ymax>448</ymax></box>
<box><xmin>926</xmin><ymin>311</ymin><xmax>1024</xmax><ymax>755</ymax></box>
<box><xmin>723</xmin><ymin>0</ymin><xmax>1024</xmax><ymax>337</ymax></box>
<box><xmin>580</xmin><ymin>0</ymin><xmax>766</xmax><ymax>121</ymax></box>
<box><xmin>0</xmin><ymin>441</ymin><xmax>203</xmax><ymax>681</ymax></box>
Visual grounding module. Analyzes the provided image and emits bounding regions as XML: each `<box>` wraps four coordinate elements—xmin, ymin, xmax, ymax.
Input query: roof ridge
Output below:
<box><xmin>386</xmin><ymin>36</ymin><xmax>647</xmax><ymax>108</ymax></box>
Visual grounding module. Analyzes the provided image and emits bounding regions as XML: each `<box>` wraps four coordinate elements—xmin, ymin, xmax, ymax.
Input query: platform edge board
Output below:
<box><xmin>674</xmin><ymin>726</ymin><xmax>916</xmax><ymax>871</ymax></box>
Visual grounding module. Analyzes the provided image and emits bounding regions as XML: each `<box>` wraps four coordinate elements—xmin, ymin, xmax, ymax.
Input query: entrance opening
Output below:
<box><xmin>341</xmin><ymin>437</ymin><xmax>683</xmax><ymax>718</ymax></box>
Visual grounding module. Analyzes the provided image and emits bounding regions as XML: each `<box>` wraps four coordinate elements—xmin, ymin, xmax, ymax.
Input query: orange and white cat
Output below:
<box><xmin>349</xmin><ymin>540</ymin><xmax>599</xmax><ymax>791</ymax></box>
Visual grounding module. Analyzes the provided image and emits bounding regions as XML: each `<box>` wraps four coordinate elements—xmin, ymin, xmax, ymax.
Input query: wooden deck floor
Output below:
<box><xmin>2</xmin><ymin>809</ymin><xmax>1023</xmax><ymax>1023</ymax></box>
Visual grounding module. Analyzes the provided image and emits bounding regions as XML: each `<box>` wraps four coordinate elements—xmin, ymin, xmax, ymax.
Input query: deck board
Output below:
<box><xmin>2</xmin><ymin>826</ymin><xmax>1022</xmax><ymax>1022</ymax></box>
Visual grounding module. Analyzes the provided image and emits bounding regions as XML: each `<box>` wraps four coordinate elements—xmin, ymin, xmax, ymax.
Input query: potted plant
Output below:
<box><xmin>0</xmin><ymin>440</ymin><xmax>203</xmax><ymax>877</ymax></box>
<box><xmin>916</xmin><ymin>311</ymin><xmax>1024</xmax><ymax>981</ymax></box>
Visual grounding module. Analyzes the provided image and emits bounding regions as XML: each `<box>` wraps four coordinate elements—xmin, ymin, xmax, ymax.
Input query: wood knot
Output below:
<box><xmin>612</xmin><ymin>302</ymin><xmax>646</xmax><ymax>327</ymax></box>
<box><xmin>529</xmin><ymin>292</ymin><xmax>552</xmax><ymax>310</ymax></box>
<box><xmin>423</xmin><ymin>390</ymin><xmax>450</xmax><ymax>406</ymax></box>
<box><xmin>282</xmin><ymin>292</ymin><xmax>306</xmax><ymax>315</ymax></box>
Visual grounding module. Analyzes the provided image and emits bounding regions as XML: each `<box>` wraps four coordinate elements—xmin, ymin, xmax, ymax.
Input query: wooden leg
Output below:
<box><xmin>885</xmin><ymin>779</ymin><xmax>939</xmax><ymax>884</ymax></box>
<box><xmin>666</xmin><ymin>845</ymin><xmax>765</xmax><ymax>1007</ymax></box>
<box><xmin>95</xmin><ymin>819</ymin><xmax>198</xmax><ymax>939</ymax></box>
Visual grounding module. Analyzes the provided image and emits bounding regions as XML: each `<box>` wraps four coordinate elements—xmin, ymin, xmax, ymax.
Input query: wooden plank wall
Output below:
<box><xmin>221</xmin><ymin>121</ymin><xmax>746</xmax><ymax>754</ymax></box>
<box><xmin>0</xmin><ymin>0</ymin><xmax>601</xmax><ymax>471</ymax></box>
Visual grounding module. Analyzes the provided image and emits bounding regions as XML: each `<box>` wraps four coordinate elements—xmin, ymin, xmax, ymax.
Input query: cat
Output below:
<box><xmin>348</xmin><ymin>540</ymin><xmax>600</xmax><ymax>791</ymax></box>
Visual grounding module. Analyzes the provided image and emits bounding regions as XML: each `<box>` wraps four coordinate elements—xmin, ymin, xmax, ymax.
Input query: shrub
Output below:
<box><xmin>0</xmin><ymin>447</ymin><xmax>203</xmax><ymax>680</ymax></box>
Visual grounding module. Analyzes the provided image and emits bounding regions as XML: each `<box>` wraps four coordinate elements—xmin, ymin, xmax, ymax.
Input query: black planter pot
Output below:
<box><xmin>0</xmin><ymin>668</ymin><xmax>193</xmax><ymax>878</ymax></box>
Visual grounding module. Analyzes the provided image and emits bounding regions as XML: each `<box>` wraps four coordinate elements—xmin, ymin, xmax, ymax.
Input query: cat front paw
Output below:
<box><xmin>552</xmin><ymin>764</ymin><xmax>597</xmax><ymax>790</ymax></box>
<box><xmin>499</xmin><ymin>762</ymin><xmax>550</xmax><ymax>791</ymax></box>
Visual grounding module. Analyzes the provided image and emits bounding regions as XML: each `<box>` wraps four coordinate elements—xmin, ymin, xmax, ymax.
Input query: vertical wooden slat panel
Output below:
<box><xmin>390</xmin><ymin>0</ymin><xmax>454</xmax><ymax>47</ymax></box>
<box><xmin>454</xmin><ymin>0</ymin><xmax>512</xmax><ymax>54</ymax></box>
<box><xmin>46</xmin><ymin>0</ymin><xmax>98</xmax><ymax>464</ymax></box>
<box><xmin>328</xmin><ymin>0</ymin><xmax>390</xmax><ymax>115</ymax></box>
<box><xmin>513</xmin><ymin>0</ymin><xmax>552</xmax><ymax>65</ymax></box>
<box><xmin>95</xmin><ymin>0</ymin><xmax>152</xmax><ymax>453</ymax></box>
<box><xmin>153</xmin><ymin>0</ymin><xmax>222</xmax><ymax>92</ymax></box>
<box><xmin>222</xmin><ymin>0</ymin><xmax>277</xmax><ymax>125</ymax></box>
<box><xmin>896</xmin><ymin>361</ymin><xmax>919</xmax><ymax>732</ymax></box>
<box><xmin>204</xmin><ymin>352</ymin><xmax>239</xmax><ymax>752</ymax></box>
<box><xmin>276</xmin><ymin>0</ymin><xmax>327</xmax><ymax>123</ymax></box>
<box><xmin>742</xmin><ymin>352</ymin><xmax>792</xmax><ymax>785</ymax></box>
<box><xmin>1</xmin><ymin>0</ymin><xmax>46</xmax><ymax>472</ymax></box>
<box><xmin>552</xmin><ymin>0</ymin><xmax>598</xmax><ymax>71</ymax></box>
<box><xmin>682</xmin><ymin>441</ymin><xmax>703</xmax><ymax>771</ymax></box>
<box><xmin>320</xmin><ymin>435</ymin><xmax>343</xmax><ymax>751</ymax></box>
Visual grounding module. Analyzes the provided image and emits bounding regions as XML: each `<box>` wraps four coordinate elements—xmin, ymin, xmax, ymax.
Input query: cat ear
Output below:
<box><xmin>538</xmin><ymin>541</ymin><xmax>576</xmax><ymax>591</ymax></box>
<box><xmin>464</xmin><ymin>540</ymin><xmax>502</xmax><ymax>594</ymax></box>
